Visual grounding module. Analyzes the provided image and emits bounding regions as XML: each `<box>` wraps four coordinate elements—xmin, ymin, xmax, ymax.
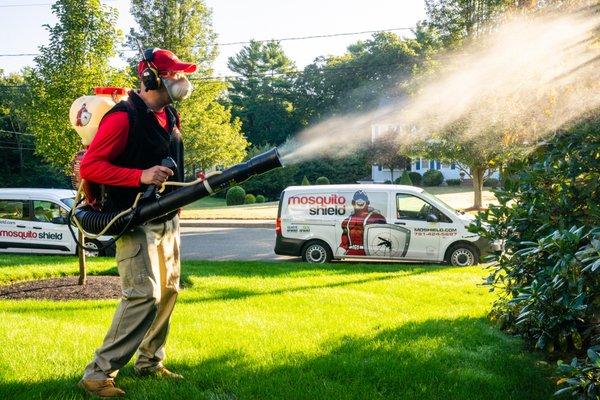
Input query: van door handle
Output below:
<box><xmin>17</xmin><ymin>225</ymin><xmax>26</xmax><ymax>228</ymax></box>
<box><xmin>394</xmin><ymin>222</ymin><xmax>406</xmax><ymax>225</ymax></box>
<box><xmin>32</xmin><ymin>226</ymin><xmax>42</xmax><ymax>230</ymax></box>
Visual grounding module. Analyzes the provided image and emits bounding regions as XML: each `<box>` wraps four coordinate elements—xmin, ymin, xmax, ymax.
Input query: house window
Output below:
<box><xmin>451</xmin><ymin>162</ymin><xmax>456</xmax><ymax>170</ymax></box>
<box><xmin>377</xmin><ymin>165</ymin><xmax>382</xmax><ymax>171</ymax></box>
<box><xmin>436</xmin><ymin>160</ymin><xmax>441</xmax><ymax>170</ymax></box>
<box><xmin>415</xmin><ymin>159</ymin><xmax>421</xmax><ymax>170</ymax></box>
<box><xmin>429</xmin><ymin>159</ymin><xmax>435</xmax><ymax>169</ymax></box>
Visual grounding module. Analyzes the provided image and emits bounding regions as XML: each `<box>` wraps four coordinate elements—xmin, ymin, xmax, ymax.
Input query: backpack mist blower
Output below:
<box><xmin>68</xmin><ymin>87</ymin><xmax>283</xmax><ymax>244</ymax></box>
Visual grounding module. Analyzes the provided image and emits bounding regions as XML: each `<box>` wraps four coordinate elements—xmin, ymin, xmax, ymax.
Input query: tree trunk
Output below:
<box><xmin>78</xmin><ymin>231</ymin><xmax>87</xmax><ymax>285</ymax></box>
<box><xmin>471</xmin><ymin>167</ymin><xmax>485</xmax><ymax>210</ymax></box>
<box><xmin>390</xmin><ymin>168</ymin><xmax>394</xmax><ymax>183</ymax></box>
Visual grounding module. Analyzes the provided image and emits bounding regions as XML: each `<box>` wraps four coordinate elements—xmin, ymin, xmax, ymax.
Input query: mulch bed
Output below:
<box><xmin>0</xmin><ymin>276</ymin><xmax>121</xmax><ymax>301</ymax></box>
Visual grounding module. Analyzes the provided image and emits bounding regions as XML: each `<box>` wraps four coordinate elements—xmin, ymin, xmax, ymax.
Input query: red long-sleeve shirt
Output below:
<box><xmin>80</xmin><ymin>109</ymin><xmax>170</xmax><ymax>186</ymax></box>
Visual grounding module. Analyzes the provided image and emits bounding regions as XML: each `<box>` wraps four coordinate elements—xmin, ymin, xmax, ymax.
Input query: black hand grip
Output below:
<box><xmin>141</xmin><ymin>157</ymin><xmax>177</xmax><ymax>200</ymax></box>
<box><xmin>394</xmin><ymin>222</ymin><xmax>406</xmax><ymax>225</ymax></box>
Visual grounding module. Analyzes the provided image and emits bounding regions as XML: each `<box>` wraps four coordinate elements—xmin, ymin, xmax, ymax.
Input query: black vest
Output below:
<box><xmin>101</xmin><ymin>91</ymin><xmax>184</xmax><ymax>217</ymax></box>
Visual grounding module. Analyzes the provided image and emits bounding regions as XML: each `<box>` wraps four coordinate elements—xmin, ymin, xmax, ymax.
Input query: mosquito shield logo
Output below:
<box><xmin>288</xmin><ymin>194</ymin><xmax>347</xmax><ymax>216</ymax></box>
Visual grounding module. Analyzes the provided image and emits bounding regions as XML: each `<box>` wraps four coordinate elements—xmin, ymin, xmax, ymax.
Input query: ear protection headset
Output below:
<box><xmin>140</xmin><ymin>47</ymin><xmax>161</xmax><ymax>91</ymax></box>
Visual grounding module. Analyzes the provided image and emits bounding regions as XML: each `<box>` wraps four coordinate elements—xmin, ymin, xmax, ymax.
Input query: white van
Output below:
<box><xmin>275</xmin><ymin>184</ymin><xmax>497</xmax><ymax>265</ymax></box>
<box><xmin>0</xmin><ymin>188</ymin><xmax>115</xmax><ymax>256</ymax></box>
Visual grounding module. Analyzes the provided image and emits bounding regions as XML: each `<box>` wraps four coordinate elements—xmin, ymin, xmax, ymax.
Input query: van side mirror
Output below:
<box><xmin>426</xmin><ymin>213</ymin><xmax>438</xmax><ymax>223</ymax></box>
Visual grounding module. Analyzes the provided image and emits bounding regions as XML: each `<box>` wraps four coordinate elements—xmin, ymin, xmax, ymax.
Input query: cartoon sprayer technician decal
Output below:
<box><xmin>339</xmin><ymin>190</ymin><xmax>387</xmax><ymax>256</ymax></box>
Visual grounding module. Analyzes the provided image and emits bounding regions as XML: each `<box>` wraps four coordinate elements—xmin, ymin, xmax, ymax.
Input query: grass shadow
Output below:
<box><xmin>0</xmin><ymin>317</ymin><xmax>554</xmax><ymax>400</ymax></box>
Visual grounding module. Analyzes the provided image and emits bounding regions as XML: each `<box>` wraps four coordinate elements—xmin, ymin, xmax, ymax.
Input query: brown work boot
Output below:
<box><xmin>77</xmin><ymin>378</ymin><xmax>125</xmax><ymax>398</ymax></box>
<box><xmin>135</xmin><ymin>365</ymin><xmax>184</xmax><ymax>380</ymax></box>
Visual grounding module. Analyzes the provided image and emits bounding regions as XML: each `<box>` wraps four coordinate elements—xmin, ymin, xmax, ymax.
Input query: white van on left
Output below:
<box><xmin>0</xmin><ymin>188</ymin><xmax>114</xmax><ymax>256</ymax></box>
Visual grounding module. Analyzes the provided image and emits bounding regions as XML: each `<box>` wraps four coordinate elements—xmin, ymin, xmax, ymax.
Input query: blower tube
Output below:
<box><xmin>74</xmin><ymin>148</ymin><xmax>283</xmax><ymax>236</ymax></box>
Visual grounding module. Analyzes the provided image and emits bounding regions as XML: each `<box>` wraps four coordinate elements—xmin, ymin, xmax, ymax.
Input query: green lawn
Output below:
<box><xmin>0</xmin><ymin>255</ymin><xmax>553</xmax><ymax>400</ymax></box>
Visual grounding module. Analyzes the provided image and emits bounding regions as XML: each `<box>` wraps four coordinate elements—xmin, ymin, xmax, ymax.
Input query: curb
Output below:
<box><xmin>180</xmin><ymin>220</ymin><xmax>274</xmax><ymax>229</ymax></box>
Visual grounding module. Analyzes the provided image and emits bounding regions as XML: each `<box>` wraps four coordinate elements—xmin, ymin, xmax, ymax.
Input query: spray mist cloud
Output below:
<box><xmin>281</xmin><ymin>8</ymin><xmax>600</xmax><ymax>164</ymax></box>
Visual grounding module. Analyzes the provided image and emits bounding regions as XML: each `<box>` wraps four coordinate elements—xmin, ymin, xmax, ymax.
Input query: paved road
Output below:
<box><xmin>180</xmin><ymin>226</ymin><xmax>299</xmax><ymax>261</ymax></box>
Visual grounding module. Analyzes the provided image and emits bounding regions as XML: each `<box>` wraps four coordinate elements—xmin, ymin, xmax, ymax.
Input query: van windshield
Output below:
<box><xmin>61</xmin><ymin>197</ymin><xmax>75</xmax><ymax>209</ymax></box>
<box><xmin>420</xmin><ymin>191</ymin><xmax>457</xmax><ymax>213</ymax></box>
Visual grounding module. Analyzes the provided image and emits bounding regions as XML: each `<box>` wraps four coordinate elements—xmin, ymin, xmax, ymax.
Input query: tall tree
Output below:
<box><xmin>227</xmin><ymin>40</ymin><xmax>300</xmax><ymax>146</ymax></box>
<box><xmin>128</xmin><ymin>0</ymin><xmax>248</xmax><ymax>171</ymax></box>
<box><xmin>25</xmin><ymin>0</ymin><xmax>131</xmax><ymax>173</ymax></box>
<box><xmin>425</xmin><ymin>0</ymin><xmax>512</xmax><ymax>45</ymax></box>
<box><xmin>368</xmin><ymin>129</ymin><xmax>411</xmax><ymax>183</ymax></box>
<box><xmin>293</xmin><ymin>30</ymin><xmax>437</xmax><ymax>125</ymax></box>
<box><xmin>0</xmin><ymin>70</ymin><xmax>68</xmax><ymax>187</ymax></box>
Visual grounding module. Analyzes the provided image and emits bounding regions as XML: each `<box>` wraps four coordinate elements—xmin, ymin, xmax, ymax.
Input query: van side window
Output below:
<box><xmin>0</xmin><ymin>200</ymin><xmax>29</xmax><ymax>221</ymax></box>
<box><xmin>396</xmin><ymin>194</ymin><xmax>452</xmax><ymax>223</ymax></box>
<box><xmin>32</xmin><ymin>200</ymin><xmax>67</xmax><ymax>224</ymax></box>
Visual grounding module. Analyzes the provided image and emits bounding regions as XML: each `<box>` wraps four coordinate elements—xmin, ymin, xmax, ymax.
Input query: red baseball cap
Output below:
<box><xmin>137</xmin><ymin>48</ymin><xmax>197</xmax><ymax>76</ymax></box>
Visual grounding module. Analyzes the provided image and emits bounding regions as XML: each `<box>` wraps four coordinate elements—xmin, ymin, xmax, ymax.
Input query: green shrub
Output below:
<box><xmin>395</xmin><ymin>171</ymin><xmax>413</xmax><ymax>185</ymax></box>
<box><xmin>473</xmin><ymin>115</ymin><xmax>600</xmax><ymax>398</ymax></box>
<box><xmin>255</xmin><ymin>195</ymin><xmax>266</xmax><ymax>203</ymax></box>
<box><xmin>483</xmin><ymin>177</ymin><xmax>500</xmax><ymax>188</ymax></box>
<box><xmin>301</xmin><ymin>176</ymin><xmax>310</xmax><ymax>185</ymax></box>
<box><xmin>409</xmin><ymin>172</ymin><xmax>422</xmax><ymax>186</ymax></box>
<box><xmin>245</xmin><ymin>194</ymin><xmax>256</xmax><ymax>204</ymax></box>
<box><xmin>383</xmin><ymin>180</ymin><xmax>392</xmax><ymax>184</ymax></box>
<box><xmin>422</xmin><ymin>170</ymin><xmax>444</xmax><ymax>186</ymax></box>
<box><xmin>446</xmin><ymin>179</ymin><xmax>461</xmax><ymax>186</ymax></box>
<box><xmin>226</xmin><ymin>186</ymin><xmax>246</xmax><ymax>206</ymax></box>
<box><xmin>315</xmin><ymin>176</ymin><xmax>330</xmax><ymax>185</ymax></box>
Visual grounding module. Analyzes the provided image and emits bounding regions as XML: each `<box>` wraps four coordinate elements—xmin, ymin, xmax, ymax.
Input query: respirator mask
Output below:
<box><xmin>162</xmin><ymin>74</ymin><xmax>193</xmax><ymax>101</ymax></box>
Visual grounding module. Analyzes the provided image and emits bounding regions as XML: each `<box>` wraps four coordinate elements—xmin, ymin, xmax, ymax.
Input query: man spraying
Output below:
<box><xmin>77</xmin><ymin>48</ymin><xmax>196</xmax><ymax>398</ymax></box>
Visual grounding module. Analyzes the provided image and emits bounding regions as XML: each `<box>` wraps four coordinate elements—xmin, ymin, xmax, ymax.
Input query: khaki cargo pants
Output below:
<box><xmin>83</xmin><ymin>216</ymin><xmax>180</xmax><ymax>380</ymax></box>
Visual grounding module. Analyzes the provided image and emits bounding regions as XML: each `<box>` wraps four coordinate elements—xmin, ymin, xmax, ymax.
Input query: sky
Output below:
<box><xmin>0</xmin><ymin>0</ymin><xmax>426</xmax><ymax>76</ymax></box>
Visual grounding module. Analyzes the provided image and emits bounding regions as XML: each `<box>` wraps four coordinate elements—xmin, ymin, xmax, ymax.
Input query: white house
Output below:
<box><xmin>367</xmin><ymin>123</ymin><xmax>499</xmax><ymax>183</ymax></box>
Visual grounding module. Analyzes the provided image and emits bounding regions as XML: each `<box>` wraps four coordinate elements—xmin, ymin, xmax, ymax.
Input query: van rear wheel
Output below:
<box><xmin>302</xmin><ymin>240</ymin><xmax>333</xmax><ymax>263</ymax></box>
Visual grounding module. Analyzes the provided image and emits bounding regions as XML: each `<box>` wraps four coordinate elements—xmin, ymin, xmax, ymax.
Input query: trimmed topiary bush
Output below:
<box><xmin>301</xmin><ymin>176</ymin><xmax>310</xmax><ymax>185</ymax></box>
<box><xmin>245</xmin><ymin>194</ymin><xmax>256</xmax><ymax>204</ymax></box>
<box><xmin>226</xmin><ymin>186</ymin><xmax>246</xmax><ymax>206</ymax></box>
<box><xmin>315</xmin><ymin>176</ymin><xmax>330</xmax><ymax>185</ymax></box>
<box><xmin>422</xmin><ymin>170</ymin><xmax>444</xmax><ymax>186</ymax></box>
<box><xmin>395</xmin><ymin>171</ymin><xmax>413</xmax><ymax>185</ymax></box>
<box><xmin>446</xmin><ymin>178</ymin><xmax>461</xmax><ymax>186</ymax></box>
<box><xmin>409</xmin><ymin>172</ymin><xmax>422</xmax><ymax>186</ymax></box>
<box><xmin>384</xmin><ymin>180</ymin><xmax>392</xmax><ymax>184</ymax></box>
<box><xmin>255</xmin><ymin>195</ymin><xmax>266</xmax><ymax>203</ymax></box>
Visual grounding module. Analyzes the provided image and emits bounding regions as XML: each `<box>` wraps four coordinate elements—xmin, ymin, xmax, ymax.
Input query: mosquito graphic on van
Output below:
<box><xmin>275</xmin><ymin>184</ymin><xmax>500</xmax><ymax>265</ymax></box>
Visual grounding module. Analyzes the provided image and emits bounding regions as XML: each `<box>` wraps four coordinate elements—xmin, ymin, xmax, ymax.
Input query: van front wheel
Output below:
<box><xmin>302</xmin><ymin>240</ymin><xmax>333</xmax><ymax>263</ymax></box>
<box><xmin>446</xmin><ymin>243</ymin><xmax>479</xmax><ymax>266</ymax></box>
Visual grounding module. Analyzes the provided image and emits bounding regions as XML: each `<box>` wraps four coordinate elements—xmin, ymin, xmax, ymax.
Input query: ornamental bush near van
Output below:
<box><xmin>446</xmin><ymin>179</ymin><xmax>461</xmax><ymax>186</ymax></box>
<box><xmin>409</xmin><ymin>172</ymin><xmax>422</xmax><ymax>186</ymax></box>
<box><xmin>472</xmin><ymin>115</ymin><xmax>600</xmax><ymax>398</ymax></box>
<box><xmin>422</xmin><ymin>170</ymin><xmax>444</xmax><ymax>186</ymax></box>
<box><xmin>301</xmin><ymin>176</ymin><xmax>310</xmax><ymax>185</ymax></box>
<box><xmin>245</xmin><ymin>194</ymin><xmax>256</xmax><ymax>204</ymax></box>
<box><xmin>315</xmin><ymin>176</ymin><xmax>330</xmax><ymax>185</ymax></box>
<box><xmin>226</xmin><ymin>186</ymin><xmax>246</xmax><ymax>206</ymax></box>
<box><xmin>395</xmin><ymin>171</ymin><xmax>413</xmax><ymax>185</ymax></box>
<box><xmin>255</xmin><ymin>195</ymin><xmax>266</xmax><ymax>203</ymax></box>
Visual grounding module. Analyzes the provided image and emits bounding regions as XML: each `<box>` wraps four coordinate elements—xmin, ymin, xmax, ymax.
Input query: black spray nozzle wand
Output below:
<box><xmin>137</xmin><ymin>148</ymin><xmax>283</xmax><ymax>222</ymax></box>
<box><xmin>74</xmin><ymin>148</ymin><xmax>283</xmax><ymax>235</ymax></box>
